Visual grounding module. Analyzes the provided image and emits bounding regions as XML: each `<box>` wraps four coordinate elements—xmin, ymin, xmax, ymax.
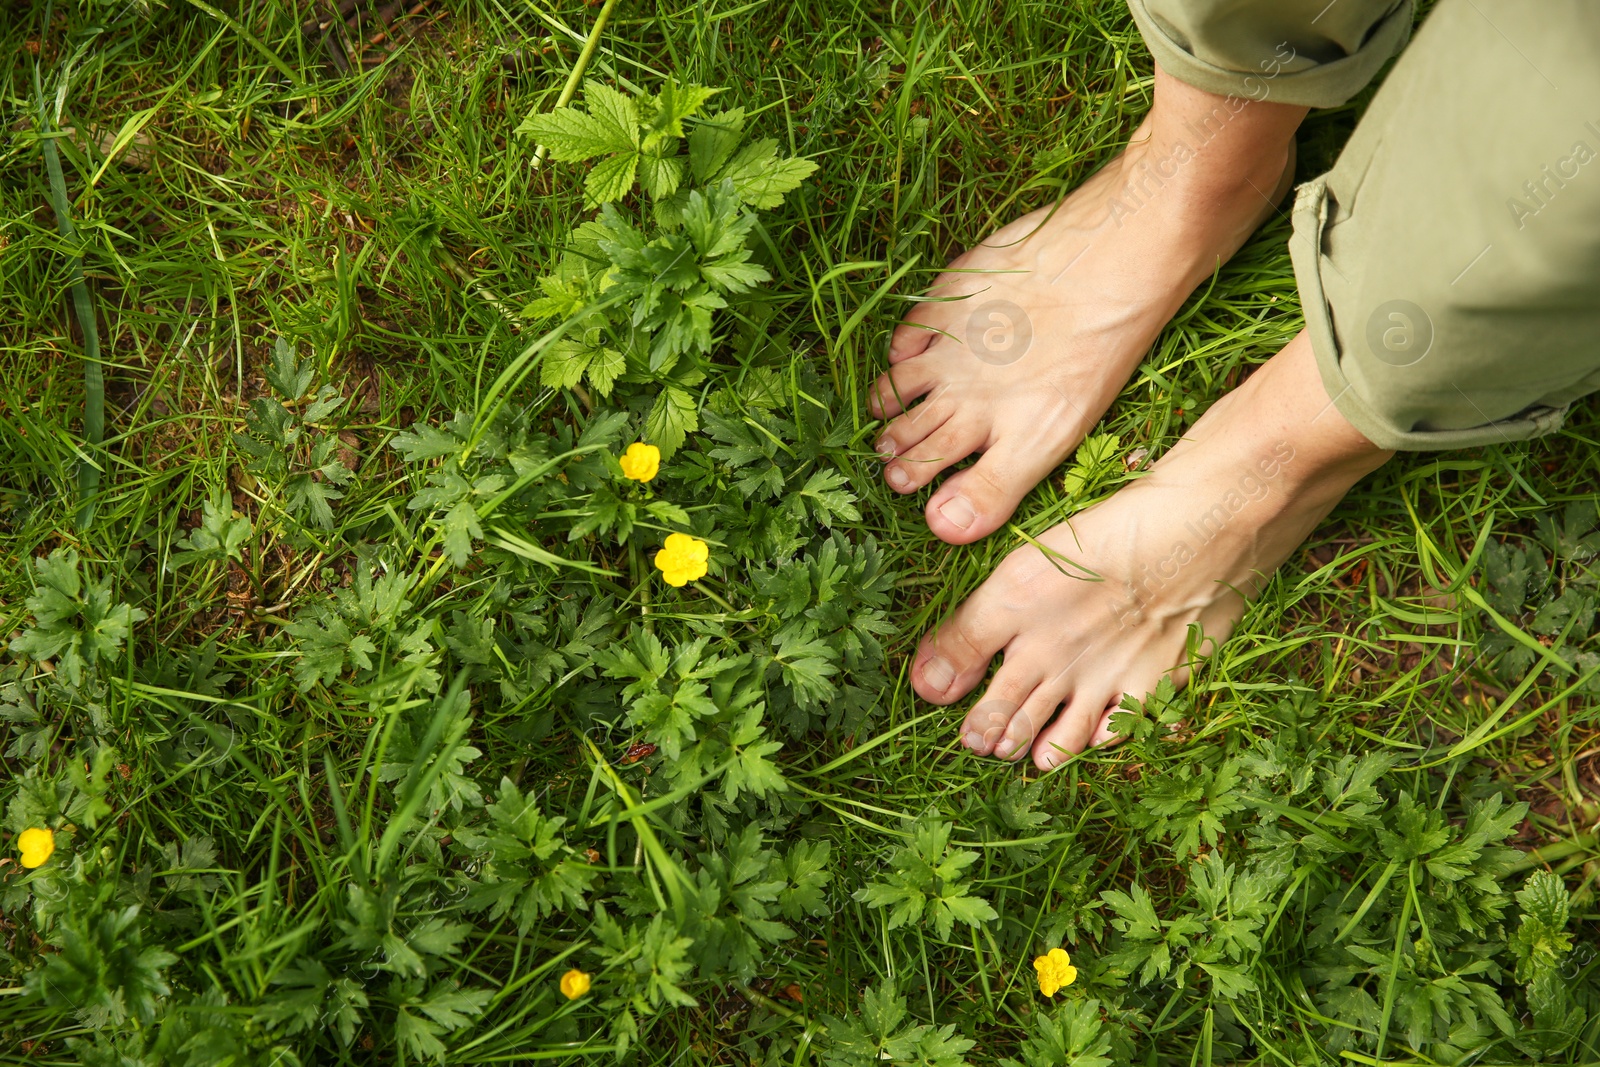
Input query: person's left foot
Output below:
<box><xmin>869</xmin><ymin>68</ymin><xmax>1305</xmax><ymax>545</ymax></box>
<box><xmin>908</xmin><ymin>332</ymin><xmax>1392</xmax><ymax>769</ymax></box>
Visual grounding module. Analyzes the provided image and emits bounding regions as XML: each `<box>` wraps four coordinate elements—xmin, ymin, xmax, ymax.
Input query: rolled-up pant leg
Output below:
<box><xmin>1129</xmin><ymin>0</ymin><xmax>1413</xmax><ymax>107</ymax></box>
<box><xmin>1291</xmin><ymin>0</ymin><xmax>1600</xmax><ymax>449</ymax></box>
<box><xmin>1134</xmin><ymin>0</ymin><xmax>1600</xmax><ymax>450</ymax></box>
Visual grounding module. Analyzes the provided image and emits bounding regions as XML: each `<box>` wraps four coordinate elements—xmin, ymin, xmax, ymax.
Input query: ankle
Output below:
<box><xmin>1135</xmin><ymin>66</ymin><xmax>1304</xmax><ymax>197</ymax></box>
<box><xmin>1209</xmin><ymin>337</ymin><xmax>1394</xmax><ymax>495</ymax></box>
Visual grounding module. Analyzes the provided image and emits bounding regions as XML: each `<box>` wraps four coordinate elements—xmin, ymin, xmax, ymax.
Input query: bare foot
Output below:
<box><xmin>871</xmin><ymin>68</ymin><xmax>1305</xmax><ymax>544</ymax></box>
<box><xmin>908</xmin><ymin>332</ymin><xmax>1393</xmax><ymax>770</ymax></box>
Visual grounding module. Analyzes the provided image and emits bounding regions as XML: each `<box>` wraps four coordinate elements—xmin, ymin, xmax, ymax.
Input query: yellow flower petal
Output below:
<box><xmin>654</xmin><ymin>534</ymin><xmax>709</xmax><ymax>586</ymax></box>
<box><xmin>559</xmin><ymin>968</ymin><xmax>591</xmax><ymax>1000</ymax></box>
<box><xmin>18</xmin><ymin>827</ymin><xmax>54</xmax><ymax>869</ymax></box>
<box><xmin>619</xmin><ymin>442</ymin><xmax>660</xmax><ymax>483</ymax></box>
<box><xmin>1033</xmin><ymin>947</ymin><xmax>1076</xmax><ymax>997</ymax></box>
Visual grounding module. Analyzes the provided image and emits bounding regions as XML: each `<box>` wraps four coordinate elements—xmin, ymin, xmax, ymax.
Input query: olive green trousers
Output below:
<box><xmin>1129</xmin><ymin>0</ymin><xmax>1600</xmax><ymax>449</ymax></box>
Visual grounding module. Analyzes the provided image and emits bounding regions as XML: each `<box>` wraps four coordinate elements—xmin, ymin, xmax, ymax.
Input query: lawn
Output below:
<box><xmin>1</xmin><ymin>1</ymin><xmax>1597</xmax><ymax>1064</ymax></box>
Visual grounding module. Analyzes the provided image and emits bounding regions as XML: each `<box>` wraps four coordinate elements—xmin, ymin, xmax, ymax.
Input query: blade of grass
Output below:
<box><xmin>36</xmin><ymin>92</ymin><xmax>103</xmax><ymax>530</ymax></box>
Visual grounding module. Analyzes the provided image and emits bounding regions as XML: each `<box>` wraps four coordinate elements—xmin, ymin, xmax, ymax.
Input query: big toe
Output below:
<box><xmin>925</xmin><ymin>445</ymin><xmax>1046</xmax><ymax>545</ymax></box>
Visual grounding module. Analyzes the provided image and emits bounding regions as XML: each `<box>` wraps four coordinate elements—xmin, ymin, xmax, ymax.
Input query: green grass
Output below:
<box><xmin>2</xmin><ymin>1</ymin><xmax>1598</xmax><ymax>1064</ymax></box>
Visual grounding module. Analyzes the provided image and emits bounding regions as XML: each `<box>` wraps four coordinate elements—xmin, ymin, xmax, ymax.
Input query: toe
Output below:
<box><xmin>925</xmin><ymin>443</ymin><xmax>1053</xmax><ymax>545</ymax></box>
<box><xmin>877</xmin><ymin>382</ymin><xmax>954</xmax><ymax>461</ymax></box>
<box><xmin>888</xmin><ymin>315</ymin><xmax>948</xmax><ymax>364</ymax></box>
<box><xmin>889</xmin><ymin>279</ymin><xmax>974</xmax><ymax>364</ymax></box>
<box><xmin>889</xmin><ymin>256</ymin><xmax>995</xmax><ymax>364</ymax></box>
<box><xmin>913</xmin><ymin>599</ymin><xmax>1017</xmax><ymax>705</ymax></box>
<box><xmin>992</xmin><ymin>678</ymin><xmax>1071</xmax><ymax>762</ymax></box>
<box><xmin>869</xmin><ymin>356</ymin><xmax>942</xmax><ymax>421</ymax></box>
<box><xmin>1089</xmin><ymin>706</ymin><xmax>1125</xmax><ymax>748</ymax></box>
<box><xmin>885</xmin><ymin>418</ymin><xmax>985</xmax><ymax>495</ymax></box>
<box><xmin>959</xmin><ymin>663</ymin><xmax>1047</xmax><ymax>756</ymax></box>
<box><xmin>1031</xmin><ymin>690</ymin><xmax>1116</xmax><ymax>770</ymax></box>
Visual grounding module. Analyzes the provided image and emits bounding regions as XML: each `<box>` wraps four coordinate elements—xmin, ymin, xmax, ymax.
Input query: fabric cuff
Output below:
<box><xmin>1128</xmin><ymin>0</ymin><xmax>1414</xmax><ymax>108</ymax></box>
<box><xmin>1288</xmin><ymin>179</ymin><xmax>1568</xmax><ymax>452</ymax></box>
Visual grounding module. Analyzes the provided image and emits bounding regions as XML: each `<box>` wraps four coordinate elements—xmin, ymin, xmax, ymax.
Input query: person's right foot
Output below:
<box><xmin>909</xmin><ymin>331</ymin><xmax>1393</xmax><ymax>770</ymax></box>
<box><xmin>870</xmin><ymin>68</ymin><xmax>1306</xmax><ymax>544</ymax></box>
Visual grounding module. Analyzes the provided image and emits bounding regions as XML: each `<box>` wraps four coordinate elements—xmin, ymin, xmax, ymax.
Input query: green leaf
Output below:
<box><xmin>638</xmin><ymin>152</ymin><xmax>684</xmax><ymax>199</ymax></box>
<box><xmin>934</xmin><ymin>892</ymin><xmax>999</xmax><ymax>938</ymax></box>
<box><xmin>392</xmin><ymin>420</ymin><xmax>464</xmax><ymax>464</ymax></box>
<box><xmin>775</xmin><ymin>840</ymin><xmax>832</xmax><ymax>920</ymax></box>
<box><xmin>9</xmin><ymin>548</ymin><xmax>146</xmax><ymax>688</ymax></box>
<box><xmin>583</xmin><ymin>81</ymin><xmax>642</xmax><ymax>150</ymax></box>
<box><xmin>1101</xmin><ymin>883</ymin><xmax>1162</xmax><ymax>941</ymax></box>
<box><xmin>461</xmin><ymin>778</ymin><xmax>596</xmax><ymax>933</ymax></box>
<box><xmin>725</xmin><ymin>735</ymin><xmax>786</xmax><ymax>801</ymax></box>
<box><xmin>265</xmin><ymin>336</ymin><xmax>313</xmax><ymax>401</ymax></box>
<box><xmin>794</xmin><ymin>468</ymin><xmax>862</xmax><ymax>526</ymax></box>
<box><xmin>394</xmin><ymin>982</ymin><xmax>491</xmax><ymax>1062</ymax></box>
<box><xmin>518</xmin><ymin>82</ymin><xmax>637</xmax><ymax>159</ymax></box>
<box><xmin>586</xmin><ymin>149</ymin><xmax>640</xmax><ymax>207</ymax></box>
<box><xmin>821</xmin><ymin>980</ymin><xmax>974</xmax><ymax>1067</ymax></box>
<box><xmin>646</xmin><ymin>385</ymin><xmax>699</xmax><ymax>458</ymax></box>
<box><xmin>261</xmin><ymin>959</ymin><xmax>369</xmax><ymax>1046</ymax></box>
<box><xmin>688</xmin><ymin>107</ymin><xmax>746</xmax><ymax>181</ymax></box>
<box><xmin>1510</xmin><ymin>870</ymin><xmax>1575</xmax><ymax>983</ymax></box>
<box><xmin>440</xmin><ymin>500</ymin><xmax>485</xmax><ymax>568</ymax></box>
<box><xmin>853</xmin><ymin>810</ymin><xmax>995</xmax><ymax>939</ymax></box>
<box><xmin>1062</xmin><ymin>433</ymin><xmax>1121</xmax><ymax>496</ymax></box>
<box><xmin>716</xmin><ymin>139</ymin><xmax>818</xmax><ymax>209</ymax></box>
<box><xmin>588</xmin><ymin>345</ymin><xmax>625</xmax><ymax>397</ymax></box>
<box><xmin>645</xmin><ymin>499</ymin><xmax>691</xmax><ymax>527</ymax></box>
<box><xmin>1198</xmin><ymin>960</ymin><xmax>1256</xmax><ymax>998</ymax></box>
<box><xmin>641</xmin><ymin>78</ymin><xmax>718</xmax><ymax>149</ymax></box>
<box><xmin>171</xmin><ymin>490</ymin><xmax>251</xmax><ymax>568</ymax></box>
<box><xmin>540</xmin><ymin>339</ymin><xmax>595</xmax><ymax>391</ymax></box>
<box><xmin>1012</xmin><ymin>999</ymin><xmax>1115</xmax><ymax>1067</ymax></box>
<box><xmin>26</xmin><ymin>884</ymin><xmax>176</xmax><ymax>1030</ymax></box>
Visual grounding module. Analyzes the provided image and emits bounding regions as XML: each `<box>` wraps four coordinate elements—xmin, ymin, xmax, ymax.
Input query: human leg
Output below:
<box><xmin>872</xmin><ymin>0</ymin><xmax>1408</xmax><ymax>544</ymax></box>
<box><xmin>920</xmin><ymin>0</ymin><xmax>1600</xmax><ymax>766</ymax></box>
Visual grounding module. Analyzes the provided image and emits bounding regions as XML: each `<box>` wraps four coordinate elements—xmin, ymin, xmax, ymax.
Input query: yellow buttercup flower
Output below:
<box><xmin>560</xmin><ymin>968</ymin><xmax>591</xmax><ymax>1000</ymax></box>
<box><xmin>18</xmin><ymin>827</ymin><xmax>54</xmax><ymax>869</ymax></box>
<box><xmin>654</xmin><ymin>533</ymin><xmax>709</xmax><ymax>587</ymax></box>
<box><xmin>619</xmin><ymin>442</ymin><xmax>660</xmax><ymax>483</ymax></box>
<box><xmin>1034</xmin><ymin>947</ymin><xmax>1077</xmax><ymax>997</ymax></box>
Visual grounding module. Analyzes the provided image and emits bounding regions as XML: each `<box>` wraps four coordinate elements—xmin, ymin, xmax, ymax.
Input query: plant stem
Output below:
<box><xmin>694</xmin><ymin>581</ymin><xmax>735</xmax><ymax>614</ymax></box>
<box><xmin>531</xmin><ymin>0</ymin><xmax>623</xmax><ymax>168</ymax></box>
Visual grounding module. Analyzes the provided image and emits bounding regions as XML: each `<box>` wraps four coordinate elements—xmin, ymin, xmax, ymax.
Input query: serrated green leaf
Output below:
<box><xmin>638</xmin><ymin>153</ymin><xmax>684</xmax><ymax>199</ymax></box>
<box><xmin>688</xmin><ymin>107</ymin><xmax>746</xmax><ymax>181</ymax></box>
<box><xmin>518</xmin><ymin>83</ymin><xmax>637</xmax><ymax>160</ymax></box>
<box><xmin>586</xmin><ymin>149</ymin><xmax>640</xmax><ymax>207</ymax></box>
<box><xmin>716</xmin><ymin>139</ymin><xmax>818</xmax><ymax>209</ymax></box>
<box><xmin>645</xmin><ymin>385</ymin><xmax>699</xmax><ymax>458</ymax></box>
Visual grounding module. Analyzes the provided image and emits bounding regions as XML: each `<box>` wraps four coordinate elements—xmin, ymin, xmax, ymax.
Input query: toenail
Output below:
<box><xmin>994</xmin><ymin>737</ymin><xmax>1016</xmax><ymax>759</ymax></box>
<box><xmin>939</xmin><ymin>496</ymin><xmax>975</xmax><ymax>530</ymax></box>
<box><xmin>963</xmin><ymin>731</ymin><xmax>982</xmax><ymax>751</ymax></box>
<box><xmin>877</xmin><ymin>437</ymin><xmax>897</xmax><ymax>458</ymax></box>
<box><xmin>923</xmin><ymin>657</ymin><xmax>954</xmax><ymax>692</ymax></box>
<box><xmin>887</xmin><ymin>467</ymin><xmax>912</xmax><ymax>490</ymax></box>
